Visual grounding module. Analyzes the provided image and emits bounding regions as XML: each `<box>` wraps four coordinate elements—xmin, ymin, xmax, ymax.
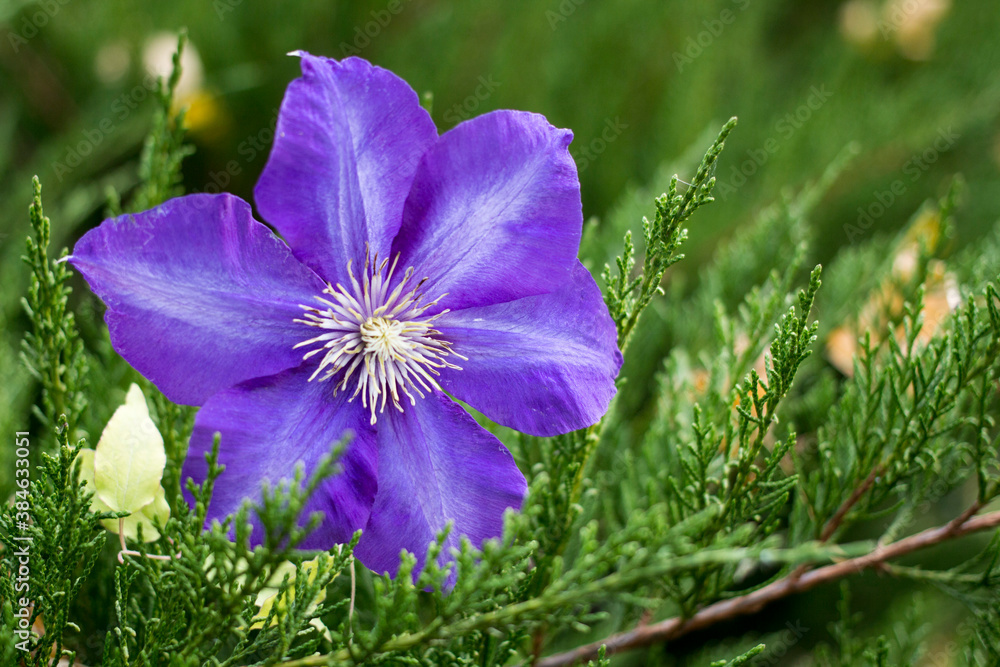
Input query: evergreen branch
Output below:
<box><xmin>276</xmin><ymin>541</ymin><xmax>853</xmax><ymax>667</ymax></box>
<box><xmin>603</xmin><ymin>117</ymin><xmax>738</xmax><ymax>352</ymax></box>
<box><xmin>786</xmin><ymin>465</ymin><xmax>887</xmax><ymax>584</ymax></box>
<box><xmin>533</xmin><ymin>504</ymin><xmax>1000</xmax><ymax>667</ymax></box>
<box><xmin>712</xmin><ymin>645</ymin><xmax>766</xmax><ymax>667</ymax></box>
<box><xmin>0</xmin><ymin>416</ymin><xmax>106</xmax><ymax>666</ymax></box>
<box><xmin>20</xmin><ymin>177</ymin><xmax>89</xmax><ymax>439</ymax></box>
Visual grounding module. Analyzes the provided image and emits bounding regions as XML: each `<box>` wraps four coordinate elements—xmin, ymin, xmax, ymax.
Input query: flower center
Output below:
<box><xmin>360</xmin><ymin>316</ymin><xmax>405</xmax><ymax>361</ymax></box>
<box><xmin>294</xmin><ymin>253</ymin><xmax>464</xmax><ymax>425</ymax></box>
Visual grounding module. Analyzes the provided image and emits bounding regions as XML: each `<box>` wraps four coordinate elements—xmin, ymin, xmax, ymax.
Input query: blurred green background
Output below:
<box><xmin>2</xmin><ymin>0</ymin><xmax>998</xmax><ymax>273</ymax></box>
<box><xmin>1</xmin><ymin>0</ymin><xmax>999</xmax><ymax>663</ymax></box>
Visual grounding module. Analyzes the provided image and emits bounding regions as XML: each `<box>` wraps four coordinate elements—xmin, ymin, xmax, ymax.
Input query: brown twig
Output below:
<box><xmin>786</xmin><ymin>465</ymin><xmax>884</xmax><ymax>584</ymax></box>
<box><xmin>534</xmin><ymin>506</ymin><xmax>1000</xmax><ymax>667</ymax></box>
<box><xmin>820</xmin><ymin>465</ymin><xmax>883</xmax><ymax>543</ymax></box>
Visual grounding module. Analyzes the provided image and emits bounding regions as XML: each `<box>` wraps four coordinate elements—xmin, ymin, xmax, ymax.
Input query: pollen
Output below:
<box><xmin>294</xmin><ymin>252</ymin><xmax>464</xmax><ymax>425</ymax></box>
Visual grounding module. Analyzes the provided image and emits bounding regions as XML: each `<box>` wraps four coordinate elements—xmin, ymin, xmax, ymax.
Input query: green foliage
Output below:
<box><xmin>4</xmin><ymin>35</ymin><xmax>1000</xmax><ymax>667</ymax></box>
<box><xmin>96</xmin><ymin>440</ymin><xmax>357</xmax><ymax>666</ymax></box>
<box><xmin>20</xmin><ymin>177</ymin><xmax>89</xmax><ymax>442</ymax></box>
<box><xmin>709</xmin><ymin>644</ymin><xmax>765</xmax><ymax>667</ymax></box>
<box><xmin>587</xmin><ymin>646</ymin><xmax>609</xmax><ymax>667</ymax></box>
<box><xmin>793</xmin><ymin>242</ymin><xmax>1000</xmax><ymax>560</ymax></box>
<box><xmin>812</xmin><ymin>582</ymin><xmax>1000</xmax><ymax>667</ymax></box>
<box><xmin>0</xmin><ymin>418</ymin><xmax>107</xmax><ymax>666</ymax></box>
<box><xmin>603</xmin><ymin>117</ymin><xmax>737</xmax><ymax>350</ymax></box>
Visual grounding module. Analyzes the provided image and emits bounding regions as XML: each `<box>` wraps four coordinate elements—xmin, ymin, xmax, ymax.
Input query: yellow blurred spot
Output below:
<box><xmin>839</xmin><ymin>0</ymin><xmax>880</xmax><ymax>47</ymax></box>
<box><xmin>883</xmin><ymin>0</ymin><xmax>952</xmax><ymax>60</ymax></box>
<box><xmin>839</xmin><ymin>0</ymin><xmax>952</xmax><ymax>60</ymax></box>
<box><xmin>179</xmin><ymin>89</ymin><xmax>228</xmax><ymax>140</ymax></box>
<box><xmin>141</xmin><ymin>32</ymin><xmax>229</xmax><ymax>141</ymax></box>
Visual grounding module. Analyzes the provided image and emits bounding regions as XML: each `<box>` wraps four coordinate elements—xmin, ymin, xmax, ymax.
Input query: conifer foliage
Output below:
<box><xmin>3</xmin><ymin>39</ymin><xmax>1000</xmax><ymax>667</ymax></box>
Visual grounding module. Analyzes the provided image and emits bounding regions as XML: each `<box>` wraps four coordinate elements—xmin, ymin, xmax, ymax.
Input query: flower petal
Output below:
<box><xmin>69</xmin><ymin>194</ymin><xmax>326</xmax><ymax>406</ymax></box>
<box><xmin>255</xmin><ymin>53</ymin><xmax>437</xmax><ymax>281</ymax></box>
<box><xmin>181</xmin><ymin>364</ymin><xmax>378</xmax><ymax>549</ymax></box>
<box><xmin>436</xmin><ymin>261</ymin><xmax>622</xmax><ymax>437</ymax></box>
<box><xmin>93</xmin><ymin>384</ymin><xmax>165</xmax><ymax>513</ymax></box>
<box><xmin>354</xmin><ymin>392</ymin><xmax>526</xmax><ymax>577</ymax></box>
<box><xmin>76</xmin><ymin>448</ymin><xmax>110</xmax><ymax>513</ymax></box>
<box><xmin>77</xmin><ymin>447</ymin><xmax>170</xmax><ymax>542</ymax></box>
<box><xmin>109</xmin><ymin>485</ymin><xmax>171</xmax><ymax>542</ymax></box>
<box><xmin>391</xmin><ymin>110</ymin><xmax>582</xmax><ymax>310</ymax></box>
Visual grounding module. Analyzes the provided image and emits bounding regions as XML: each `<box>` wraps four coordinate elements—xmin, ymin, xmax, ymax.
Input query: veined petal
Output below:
<box><xmin>182</xmin><ymin>364</ymin><xmax>378</xmax><ymax>549</ymax></box>
<box><xmin>93</xmin><ymin>384</ymin><xmax>165</xmax><ymax>514</ymax></box>
<box><xmin>69</xmin><ymin>194</ymin><xmax>326</xmax><ymax>406</ymax></box>
<box><xmin>76</xmin><ymin>448</ymin><xmax>170</xmax><ymax>542</ymax></box>
<box><xmin>255</xmin><ymin>53</ymin><xmax>437</xmax><ymax>281</ymax></box>
<box><xmin>114</xmin><ymin>485</ymin><xmax>171</xmax><ymax>543</ymax></box>
<box><xmin>436</xmin><ymin>262</ymin><xmax>622</xmax><ymax>436</ymax></box>
<box><xmin>391</xmin><ymin>110</ymin><xmax>582</xmax><ymax>310</ymax></box>
<box><xmin>354</xmin><ymin>392</ymin><xmax>526</xmax><ymax>577</ymax></box>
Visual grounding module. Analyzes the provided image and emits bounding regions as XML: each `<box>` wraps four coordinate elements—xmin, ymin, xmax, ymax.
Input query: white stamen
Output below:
<box><xmin>294</xmin><ymin>251</ymin><xmax>465</xmax><ymax>425</ymax></box>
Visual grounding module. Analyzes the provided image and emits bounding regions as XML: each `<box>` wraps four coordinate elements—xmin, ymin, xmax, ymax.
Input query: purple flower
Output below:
<box><xmin>68</xmin><ymin>54</ymin><xmax>622</xmax><ymax>576</ymax></box>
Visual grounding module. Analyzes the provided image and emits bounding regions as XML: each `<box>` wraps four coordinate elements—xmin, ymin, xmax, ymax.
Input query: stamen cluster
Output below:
<box><xmin>295</xmin><ymin>253</ymin><xmax>463</xmax><ymax>424</ymax></box>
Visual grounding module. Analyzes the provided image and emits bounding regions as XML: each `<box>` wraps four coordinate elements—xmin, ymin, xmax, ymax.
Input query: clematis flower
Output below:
<box><xmin>68</xmin><ymin>54</ymin><xmax>622</xmax><ymax>576</ymax></box>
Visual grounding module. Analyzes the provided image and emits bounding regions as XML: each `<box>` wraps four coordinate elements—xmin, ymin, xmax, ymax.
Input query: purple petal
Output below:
<box><xmin>255</xmin><ymin>54</ymin><xmax>437</xmax><ymax>282</ymax></box>
<box><xmin>182</xmin><ymin>364</ymin><xmax>378</xmax><ymax>549</ymax></box>
<box><xmin>391</xmin><ymin>110</ymin><xmax>583</xmax><ymax>310</ymax></box>
<box><xmin>69</xmin><ymin>194</ymin><xmax>326</xmax><ymax>406</ymax></box>
<box><xmin>354</xmin><ymin>392</ymin><xmax>526</xmax><ymax>577</ymax></box>
<box><xmin>436</xmin><ymin>261</ymin><xmax>622</xmax><ymax>437</ymax></box>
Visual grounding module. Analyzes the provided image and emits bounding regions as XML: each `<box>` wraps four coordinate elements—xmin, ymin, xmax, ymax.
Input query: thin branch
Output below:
<box><xmin>786</xmin><ymin>465</ymin><xmax>885</xmax><ymax>583</ymax></box>
<box><xmin>820</xmin><ymin>465</ymin><xmax>883</xmax><ymax>543</ymax></box>
<box><xmin>534</xmin><ymin>506</ymin><xmax>1000</xmax><ymax>667</ymax></box>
